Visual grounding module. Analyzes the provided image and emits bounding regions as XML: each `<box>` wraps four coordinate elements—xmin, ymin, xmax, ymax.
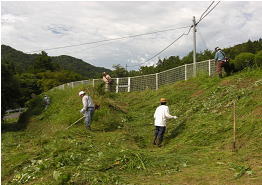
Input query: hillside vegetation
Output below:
<box><xmin>2</xmin><ymin>69</ymin><xmax>262</xmax><ymax>185</ymax></box>
<box><xmin>1</xmin><ymin>45</ymin><xmax>111</xmax><ymax>78</ymax></box>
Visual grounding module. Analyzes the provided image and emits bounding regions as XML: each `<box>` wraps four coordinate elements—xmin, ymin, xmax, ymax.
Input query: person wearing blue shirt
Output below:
<box><xmin>214</xmin><ymin>47</ymin><xmax>226</xmax><ymax>78</ymax></box>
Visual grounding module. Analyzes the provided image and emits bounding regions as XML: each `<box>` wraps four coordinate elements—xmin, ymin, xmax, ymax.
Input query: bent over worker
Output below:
<box><xmin>102</xmin><ymin>72</ymin><xmax>112</xmax><ymax>92</ymax></box>
<box><xmin>153</xmin><ymin>98</ymin><xmax>177</xmax><ymax>147</ymax></box>
<box><xmin>79</xmin><ymin>91</ymin><xmax>95</xmax><ymax>130</ymax></box>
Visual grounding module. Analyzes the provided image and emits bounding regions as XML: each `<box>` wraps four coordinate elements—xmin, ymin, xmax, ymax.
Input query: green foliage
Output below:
<box><xmin>32</xmin><ymin>51</ymin><xmax>58</xmax><ymax>73</ymax></box>
<box><xmin>230</xmin><ymin>164</ymin><xmax>253</xmax><ymax>179</ymax></box>
<box><xmin>224</xmin><ymin>39</ymin><xmax>262</xmax><ymax>59</ymax></box>
<box><xmin>16</xmin><ymin>73</ymin><xmax>41</xmax><ymax>104</ymax></box>
<box><xmin>1</xmin><ymin>45</ymin><xmax>111</xmax><ymax>78</ymax></box>
<box><xmin>36</xmin><ymin>70</ymin><xmax>82</xmax><ymax>91</ymax></box>
<box><xmin>1</xmin><ymin>63</ymin><xmax>21</xmax><ymax>119</ymax></box>
<box><xmin>254</xmin><ymin>50</ymin><xmax>262</xmax><ymax>67</ymax></box>
<box><xmin>111</xmin><ymin>64</ymin><xmax>128</xmax><ymax>77</ymax></box>
<box><xmin>233</xmin><ymin>52</ymin><xmax>255</xmax><ymax>71</ymax></box>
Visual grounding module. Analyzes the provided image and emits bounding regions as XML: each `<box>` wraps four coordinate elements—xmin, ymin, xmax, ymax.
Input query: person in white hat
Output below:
<box><xmin>153</xmin><ymin>98</ymin><xmax>177</xmax><ymax>147</ymax></box>
<box><xmin>79</xmin><ymin>91</ymin><xmax>95</xmax><ymax>130</ymax></box>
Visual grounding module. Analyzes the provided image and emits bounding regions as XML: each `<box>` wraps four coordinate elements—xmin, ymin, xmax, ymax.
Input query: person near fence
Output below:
<box><xmin>102</xmin><ymin>72</ymin><xmax>112</xmax><ymax>92</ymax></box>
<box><xmin>79</xmin><ymin>91</ymin><xmax>95</xmax><ymax>130</ymax></box>
<box><xmin>214</xmin><ymin>47</ymin><xmax>227</xmax><ymax>78</ymax></box>
<box><xmin>153</xmin><ymin>98</ymin><xmax>178</xmax><ymax>147</ymax></box>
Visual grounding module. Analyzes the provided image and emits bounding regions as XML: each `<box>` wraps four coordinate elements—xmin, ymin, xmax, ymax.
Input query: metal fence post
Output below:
<box><xmin>185</xmin><ymin>64</ymin><xmax>187</xmax><ymax>80</ymax></box>
<box><xmin>116</xmin><ymin>78</ymin><xmax>119</xmax><ymax>93</ymax></box>
<box><xmin>128</xmin><ymin>77</ymin><xmax>131</xmax><ymax>92</ymax></box>
<box><xmin>156</xmin><ymin>73</ymin><xmax>159</xmax><ymax>90</ymax></box>
<box><xmin>208</xmin><ymin>59</ymin><xmax>211</xmax><ymax>76</ymax></box>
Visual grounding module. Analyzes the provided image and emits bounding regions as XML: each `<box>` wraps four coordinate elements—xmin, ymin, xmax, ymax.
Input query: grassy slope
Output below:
<box><xmin>2</xmin><ymin>69</ymin><xmax>262</xmax><ymax>185</ymax></box>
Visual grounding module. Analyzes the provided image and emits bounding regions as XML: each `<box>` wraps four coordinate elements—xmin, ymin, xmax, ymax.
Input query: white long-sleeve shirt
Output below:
<box><xmin>82</xmin><ymin>95</ymin><xmax>94</xmax><ymax>110</ymax></box>
<box><xmin>154</xmin><ymin>105</ymin><xmax>174</xmax><ymax>127</ymax></box>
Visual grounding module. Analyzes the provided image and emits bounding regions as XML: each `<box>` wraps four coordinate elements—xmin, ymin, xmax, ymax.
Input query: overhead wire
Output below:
<box><xmin>29</xmin><ymin>25</ymin><xmax>191</xmax><ymax>53</ymax></box>
<box><xmin>28</xmin><ymin>2</ymin><xmax>220</xmax><ymax>69</ymax></box>
<box><xmin>196</xmin><ymin>1</ymin><xmax>220</xmax><ymax>25</ymax></box>
<box><xmin>196</xmin><ymin>1</ymin><xmax>215</xmax><ymax>25</ymax></box>
<box><xmin>128</xmin><ymin>1</ymin><xmax>221</xmax><ymax>68</ymax></box>
<box><xmin>128</xmin><ymin>26</ymin><xmax>193</xmax><ymax>67</ymax></box>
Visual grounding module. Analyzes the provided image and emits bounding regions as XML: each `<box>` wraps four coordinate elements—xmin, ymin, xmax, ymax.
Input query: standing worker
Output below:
<box><xmin>43</xmin><ymin>95</ymin><xmax>50</xmax><ymax>110</ymax></box>
<box><xmin>102</xmin><ymin>72</ymin><xmax>112</xmax><ymax>92</ymax></box>
<box><xmin>79</xmin><ymin>91</ymin><xmax>95</xmax><ymax>130</ymax></box>
<box><xmin>153</xmin><ymin>98</ymin><xmax>177</xmax><ymax>147</ymax></box>
<box><xmin>214</xmin><ymin>47</ymin><xmax>226</xmax><ymax>78</ymax></box>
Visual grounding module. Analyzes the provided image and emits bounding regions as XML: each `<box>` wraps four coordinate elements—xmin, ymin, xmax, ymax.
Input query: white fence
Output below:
<box><xmin>52</xmin><ymin>59</ymin><xmax>216</xmax><ymax>93</ymax></box>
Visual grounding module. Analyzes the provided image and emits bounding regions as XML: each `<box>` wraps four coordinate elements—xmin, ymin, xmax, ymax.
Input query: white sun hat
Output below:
<box><xmin>79</xmin><ymin>91</ymin><xmax>85</xmax><ymax>96</ymax></box>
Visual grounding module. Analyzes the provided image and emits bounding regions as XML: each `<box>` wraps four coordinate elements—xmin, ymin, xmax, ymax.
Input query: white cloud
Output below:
<box><xmin>1</xmin><ymin>1</ymin><xmax>262</xmax><ymax>71</ymax></box>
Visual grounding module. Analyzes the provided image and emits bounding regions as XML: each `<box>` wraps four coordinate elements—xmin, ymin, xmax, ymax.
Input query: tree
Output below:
<box><xmin>1</xmin><ymin>64</ymin><xmax>21</xmax><ymax>120</ymax></box>
<box><xmin>139</xmin><ymin>65</ymin><xmax>155</xmax><ymax>75</ymax></box>
<box><xmin>111</xmin><ymin>64</ymin><xmax>128</xmax><ymax>77</ymax></box>
<box><xmin>32</xmin><ymin>51</ymin><xmax>58</xmax><ymax>73</ymax></box>
<box><xmin>16</xmin><ymin>73</ymin><xmax>41</xmax><ymax>105</ymax></box>
<box><xmin>36</xmin><ymin>70</ymin><xmax>83</xmax><ymax>91</ymax></box>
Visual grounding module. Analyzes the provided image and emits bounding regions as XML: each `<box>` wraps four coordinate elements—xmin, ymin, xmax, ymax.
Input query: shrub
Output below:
<box><xmin>254</xmin><ymin>50</ymin><xmax>262</xmax><ymax>67</ymax></box>
<box><xmin>233</xmin><ymin>52</ymin><xmax>255</xmax><ymax>71</ymax></box>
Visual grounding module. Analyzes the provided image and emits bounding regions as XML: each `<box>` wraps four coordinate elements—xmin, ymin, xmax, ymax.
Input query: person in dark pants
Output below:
<box><xmin>153</xmin><ymin>98</ymin><xmax>177</xmax><ymax>147</ymax></box>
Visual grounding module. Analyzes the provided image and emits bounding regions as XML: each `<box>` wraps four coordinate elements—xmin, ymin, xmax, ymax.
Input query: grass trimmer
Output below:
<box><xmin>66</xmin><ymin>116</ymin><xmax>85</xmax><ymax>129</ymax></box>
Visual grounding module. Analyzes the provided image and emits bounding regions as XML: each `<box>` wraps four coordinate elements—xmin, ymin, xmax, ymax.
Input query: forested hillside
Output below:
<box><xmin>1</xmin><ymin>45</ymin><xmax>111</xmax><ymax>78</ymax></box>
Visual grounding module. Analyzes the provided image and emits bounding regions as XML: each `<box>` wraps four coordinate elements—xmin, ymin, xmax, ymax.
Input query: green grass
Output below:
<box><xmin>2</xmin><ymin>68</ymin><xmax>262</xmax><ymax>184</ymax></box>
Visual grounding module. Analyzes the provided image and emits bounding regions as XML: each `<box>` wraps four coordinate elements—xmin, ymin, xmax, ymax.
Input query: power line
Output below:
<box><xmin>29</xmin><ymin>25</ymin><xmax>191</xmax><ymax>53</ymax></box>
<box><xmin>196</xmin><ymin>1</ymin><xmax>220</xmax><ymax>25</ymax></box>
<box><xmin>128</xmin><ymin>26</ymin><xmax>193</xmax><ymax>68</ymax></box>
<box><xmin>196</xmin><ymin>1</ymin><xmax>215</xmax><ymax>25</ymax></box>
<box><xmin>127</xmin><ymin>1</ymin><xmax>220</xmax><ymax>69</ymax></box>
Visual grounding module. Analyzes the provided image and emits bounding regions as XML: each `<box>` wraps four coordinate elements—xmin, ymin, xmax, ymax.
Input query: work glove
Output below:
<box><xmin>173</xmin><ymin>116</ymin><xmax>178</xmax><ymax>119</ymax></box>
<box><xmin>80</xmin><ymin>108</ymin><xmax>85</xmax><ymax>114</ymax></box>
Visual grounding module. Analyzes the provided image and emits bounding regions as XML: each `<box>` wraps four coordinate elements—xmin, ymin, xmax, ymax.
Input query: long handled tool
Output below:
<box><xmin>232</xmin><ymin>101</ymin><xmax>236</xmax><ymax>151</ymax></box>
<box><xmin>66</xmin><ymin>116</ymin><xmax>85</xmax><ymax>129</ymax></box>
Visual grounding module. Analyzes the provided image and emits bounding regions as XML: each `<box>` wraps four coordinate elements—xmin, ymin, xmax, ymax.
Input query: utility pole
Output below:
<box><xmin>125</xmin><ymin>64</ymin><xmax>128</xmax><ymax>71</ymax></box>
<box><xmin>192</xmin><ymin>16</ymin><xmax>197</xmax><ymax>77</ymax></box>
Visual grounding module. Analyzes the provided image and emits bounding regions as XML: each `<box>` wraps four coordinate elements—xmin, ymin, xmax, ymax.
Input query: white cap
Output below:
<box><xmin>79</xmin><ymin>91</ymin><xmax>85</xmax><ymax>96</ymax></box>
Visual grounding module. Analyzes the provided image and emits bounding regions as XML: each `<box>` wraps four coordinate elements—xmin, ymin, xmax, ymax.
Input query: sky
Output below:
<box><xmin>1</xmin><ymin>1</ymin><xmax>262</xmax><ymax>70</ymax></box>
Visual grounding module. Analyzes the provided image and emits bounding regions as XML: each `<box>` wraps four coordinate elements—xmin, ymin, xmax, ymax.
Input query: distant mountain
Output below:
<box><xmin>1</xmin><ymin>45</ymin><xmax>111</xmax><ymax>78</ymax></box>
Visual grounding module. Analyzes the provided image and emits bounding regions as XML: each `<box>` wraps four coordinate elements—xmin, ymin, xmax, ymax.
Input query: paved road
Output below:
<box><xmin>4</xmin><ymin>112</ymin><xmax>22</xmax><ymax>120</ymax></box>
